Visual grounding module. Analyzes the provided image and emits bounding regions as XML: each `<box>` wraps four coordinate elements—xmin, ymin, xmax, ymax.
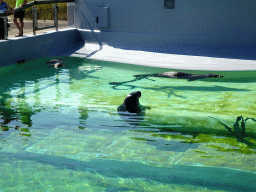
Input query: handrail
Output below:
<box><xmin>0</xmin><ymin>0</ymin><xmax>75</xmax><ymax>39</ymax></box>
<box><xmin>0</xmin><ymin>0</ymin><xmax>75</xmax><ymax>17</ymax></box>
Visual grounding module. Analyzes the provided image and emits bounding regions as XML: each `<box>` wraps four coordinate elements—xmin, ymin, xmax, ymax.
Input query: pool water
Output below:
<box><xmin>0</xmin><ymin>56</ymin><xmax>255</xmax><ymax>191</ymax></box>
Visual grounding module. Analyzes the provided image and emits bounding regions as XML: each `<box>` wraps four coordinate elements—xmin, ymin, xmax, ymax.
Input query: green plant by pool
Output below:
<box><xmin>0</xmin><ymin>57</ymin><xmax>255</xmax><ymax>191</ymax></box>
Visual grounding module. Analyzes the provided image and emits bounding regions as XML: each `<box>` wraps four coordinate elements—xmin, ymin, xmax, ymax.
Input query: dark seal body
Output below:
<box><xmin>123</xmin><ymin>91</ymin><xmax>141</xmax><ymax>113</ymax></box>
<box><xmin>134</xmin><ymin>71</ymin><xmax>223</xmax><ymax>81</ymax></box>
<box><xmin>154</xmin><ymin>71</ymin><xmax>223</xmax><ymax>81</ymax></box>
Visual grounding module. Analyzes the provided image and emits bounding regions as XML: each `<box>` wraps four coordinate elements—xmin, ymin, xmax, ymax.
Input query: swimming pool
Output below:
<box><xmin>0</xmin><ymin>56</ymin><xmax>255</xmax><ymax>191</ymax></box>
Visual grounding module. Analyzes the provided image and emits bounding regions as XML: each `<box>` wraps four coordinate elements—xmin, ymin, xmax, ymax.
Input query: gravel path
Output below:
<box><xmin>6</xmin><ymin>19</ymin><xmax>69</xmax><ymax>38</ymax></box>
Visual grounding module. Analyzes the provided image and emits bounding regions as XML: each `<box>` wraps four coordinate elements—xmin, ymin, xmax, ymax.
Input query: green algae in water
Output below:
<box><xmin>0</xmin><ymin>56</ymin><xmax>256</xmax><ymax>191</ymax></box>
<box><xmin>193</xmin><ymin>150</ymin><xmax>207</xmax><ymax>154</ymax></box>
<box><xmin>206</xmin><ymin>144</ymin><xmax>256</xmax><ymax>155</ymax></box>
<box><xmin>20</xmin><ymin>128</ymin><xmax>30</xmax><ymax>133</ymax></box>
<box><xmin>130</xmin><ymin>137</ymin><xmax>157</xmax><ymax>142</ymax></box>
<box><xmin>1</xmin><ymin>126</ymin><xmax>9</xmax><ymax>131</ymax></box>
<box><xmin>19</xmin><ymin>133</ymin><xmax>31</xmax><ymax>137</ymax></box>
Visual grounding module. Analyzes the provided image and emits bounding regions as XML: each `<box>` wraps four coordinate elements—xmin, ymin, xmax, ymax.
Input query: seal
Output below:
<box><xmin>118</xmin><ymin>91</ymin><xmax>151</xmax><ymax>126</ymax></box>
<box><xmin>134</xmin><ymin>71</ymin><xmax>223</xmax><ymax>81</ymax></box>
<box><xmin>122</xmin><ymin>91</ymin><xmax>142</xmax><ymax>113</ymax></box>
<box><xmin>46</xmin><ymin>58</ymin><xmax>64</xmax><ymax>69</ymax></box>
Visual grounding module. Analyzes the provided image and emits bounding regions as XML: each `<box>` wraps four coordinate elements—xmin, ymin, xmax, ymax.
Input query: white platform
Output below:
<box><xmin>72</xmin><ymin>43</ymin><xmax>256</xmax><ymax>71</ymax></box>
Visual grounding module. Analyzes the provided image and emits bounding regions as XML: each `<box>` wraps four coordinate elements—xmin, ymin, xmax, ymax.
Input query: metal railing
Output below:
<box><xmin>0</xmin><ymin>0</ymin><xmax>75</xmax><ymax>39</ymax></box>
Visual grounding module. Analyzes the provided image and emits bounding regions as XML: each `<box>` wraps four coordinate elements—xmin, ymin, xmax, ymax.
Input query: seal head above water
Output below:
<box><xmin>118</xmin><ymin>91</ymin><xmax>151</xmax><ymax>126</ymax></box>
<box><xmin>46</xmin><ymin>58</ymin><xmax>64</xmax><ymax>69</ymax></box>
<box><xmin>122</xmin><ymin>91</ymin><xmax>142</xmax><ymax>113</ymax></box>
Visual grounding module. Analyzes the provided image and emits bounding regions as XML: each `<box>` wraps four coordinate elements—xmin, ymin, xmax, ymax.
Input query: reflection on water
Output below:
<box><xmin>0</xmin><ymin>57</ymin><xmax>256</xmax><ymax>191</ymax></box>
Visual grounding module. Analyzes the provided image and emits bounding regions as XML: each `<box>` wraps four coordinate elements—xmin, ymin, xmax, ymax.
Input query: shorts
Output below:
<box><xmin>14</xmin><ymin>10</ymin><xmax>25</xmax><ymax>20</ymax></box>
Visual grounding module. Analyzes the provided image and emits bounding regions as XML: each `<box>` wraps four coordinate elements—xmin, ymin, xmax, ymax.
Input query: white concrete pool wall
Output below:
<box><xmin>0</xmin><ymin>29</ymin><xmax>84</xmax><ymax>67</ymax></box>
<box><xmin>72</xmin><ymin>0</ymin><xmax>256</xmax><ymax>47</ymax></box>
<box><xmin>1</xmin><ymin>0</ymin><xmax>256</xmax><ymax>70</ymax></box>
<box><xmin>68</xmin><ymin>0</ymin><xmax>256</xmax><ymax>71</ymax></box>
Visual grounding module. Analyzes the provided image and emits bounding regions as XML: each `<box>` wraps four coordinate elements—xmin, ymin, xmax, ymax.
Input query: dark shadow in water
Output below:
<box><xmin>104</xmin><ymin>187</ymin><xmax>129</xmax><ymax>192</ymax></box>
<box><xmin>109</xmin><ymin>75</ymin><xmax>250</xmax><ymax>94</ymax></box>
<box><xmin>117</xmin><ymin>104</ymin><xmax>146</xmax><ymax>127</ymax></box>
<box><xmin>110</xmin><ymin>79</ymin><xmax>249</xmax><ymax>98</ymax></box>
<box><xmin>0</xmin><ymin>94</ymin><xmax>18</xmax><ymax>125</ymax></box>
<box><xmin>132</xmin><ymin>85</ymin><xmax>249</xmax><ymax>99</ymax></box>
<box><xmin>0</xmin><ymin>57</ymin><xmax>102</xmax><ymax>140</ymax></box>
<box><xmin>109</xmin><ymin>75</ymin><xmax>156</xmax><ymax>90</ymax></box>
<box><xmin>111</xmin><ymin>71</ymin><xmax>256</xmax><ymax>84</ymax></box>
<box><xmin>148</xmin><ymin>127</ymin><xmax>256</xmax><ymax>151</ymax></box>
<box><xmin>142</xmin><ymin>85</ymin><xmax>249</xmax><ymax>92</ymax></box>
<box><xmin>209</xmin><ymin>115</ymin><xmax>256</xmax><ymax>148</ymax></box>
<box><xmin>1</xmin><ymin>152</ymin><xmax>255</xmax><ymax>192</ymax></box>
<box><xmin>77</xmin><ymin>95</ymin><xmax>89</xmax><ymax>129</ymax></box>
<box><xmin>130</xmin><ymin>137</ymin><xmax>200</xmax><ymax>152</ymax></box>
<box><xmin>0</xmin><ymin>91</ymin><xmax>35</xmax><ymax>140</ymax></box>
<box><xmin>134</xmin><ymin>72</ymin><xmax>223</xmax><ymax>82</ymax></box>
<box><xmin>0</xmin><ymin>93</ymin><xmax>35</xmax><ymax>128</ymax></box>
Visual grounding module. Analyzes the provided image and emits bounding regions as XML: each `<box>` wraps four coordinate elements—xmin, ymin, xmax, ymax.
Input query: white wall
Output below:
<box><xmin>72</xmin><ymin>0</ymin><xmax>256</xmax><ymax>47</ymax></box>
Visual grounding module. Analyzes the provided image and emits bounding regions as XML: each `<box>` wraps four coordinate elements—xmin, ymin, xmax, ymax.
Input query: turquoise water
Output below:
<box><xmin>0</xmin><ymin>56</ymin><xmax>255</xmax><ymax>191</ymax></box>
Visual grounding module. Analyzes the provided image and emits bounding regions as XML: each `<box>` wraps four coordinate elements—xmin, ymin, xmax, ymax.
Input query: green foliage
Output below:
<box><xmin>5</xmin><ymin>0</ymin><xmax>16</xmax><ymax>8</ymax></box>
<box><xmin>26</xmin><ymin>3</ymin><xmax>67</xmax><ymax>20</ymax></box>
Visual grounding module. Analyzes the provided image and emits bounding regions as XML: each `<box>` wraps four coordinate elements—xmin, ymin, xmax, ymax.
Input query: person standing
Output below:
<box><xmin>0</xmin><ymin>0</ymin><xmax>14</xmax><ymax>39</ymax></box>
<box><xmin>13</xmin><ymin>0</ymin><xmax>26</xmax><ymax>37</ymax></box>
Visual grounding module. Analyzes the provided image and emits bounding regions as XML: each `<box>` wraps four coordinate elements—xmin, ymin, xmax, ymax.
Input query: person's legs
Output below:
<box><xmin>20</xmin><ymin>19</ymin><xmax>24</xmax><ymax>33</ymax></box>
<box><xmin>19</xmin><ymin>11</ymin><xmax>25</xmax><ymax>35</ymax></box>
<box><xmin>13</xmin><ymin>11</ymin><xmax>25</xmax><ymax>36</ymax></box>
<box><xmin>13</xmin><ymin>16</ymin><xmax>22</xmax><ymax>34</ymax></box>
<box><xmin>0</xmin><ymin>18</ymin><xmax>4</xmax><ymax>39</ymax></box>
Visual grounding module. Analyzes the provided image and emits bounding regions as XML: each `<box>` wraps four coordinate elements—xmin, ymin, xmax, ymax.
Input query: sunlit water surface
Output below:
<box><xmin>0</xmin><ymin>57</ymin><xmax>256</xmax><ymax>192</ymax></box>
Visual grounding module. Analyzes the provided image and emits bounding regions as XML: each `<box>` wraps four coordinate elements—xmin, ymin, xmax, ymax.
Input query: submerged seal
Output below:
<box><xmin>46</xmin><ymin>58</ymin><xmax>64</xmax><ymax>69</ymax></box>
<box><xmin>134</xmin><ymin>71</ymin><xmax>223</xmax><ymax>81</ymax></box>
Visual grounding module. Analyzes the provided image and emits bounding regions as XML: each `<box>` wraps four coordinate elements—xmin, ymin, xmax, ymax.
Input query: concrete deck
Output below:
<box><xmin>72</xmin><ymin>42</ymin><xmax>256</xmax><ymax>71</ymax></box>
<box><xmin>1</xmin><ymin>27</ymin><xmax>256</xmax><ymax>71</ymax></box>
<box><xmin>68</xmin><ymin>29</ymin><xmax>256</xmax><ymax>71</ymax></box>
<box><xmin>7</xmin><ymin>20</ymin><xmax>68</xmax><ymax>38</ymax></box>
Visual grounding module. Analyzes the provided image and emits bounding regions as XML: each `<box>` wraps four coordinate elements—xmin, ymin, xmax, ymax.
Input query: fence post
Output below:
<box><xmin>32</xmin><ymin>5</ymin><xmax>37</xmax><ymax>35</ymax></box>
<box><xmin>54</xmin><ymin>4</ymin><xmax>58</xmax><ymax>31</ymax></box>
<box><xmin>67</xmin><ymin>3</ymin><xmax>75</xmax><ymax>27</ymax></box>
<box><xmin>3</xmin><ymin>16</ymin><xmax>8</xmax><ymax>40</ymax></box>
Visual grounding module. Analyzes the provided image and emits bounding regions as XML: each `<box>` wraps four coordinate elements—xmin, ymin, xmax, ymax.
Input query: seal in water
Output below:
<box><xmin>117</xmin><ymin>91</ymin><xmax>151</xmax><ymax>126</ymax></box>
<box><xmin>46</xmin><ymin>58</ymin><xmax>64</xmax><ymax>69</ymax></box>
<box><xmin>119</xmin><ymin>91</ymin><xmax>151</xmax><ymax>113</ymax></box>
<box><xmin>134</xmin><ymin>71</ymin><xmax>223</xmax><ymax>81</ymax></box>
<box><xmin>122</xmin><ymin>91</ymin><xmax>142</xmax><ymax>113</ymax></box>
